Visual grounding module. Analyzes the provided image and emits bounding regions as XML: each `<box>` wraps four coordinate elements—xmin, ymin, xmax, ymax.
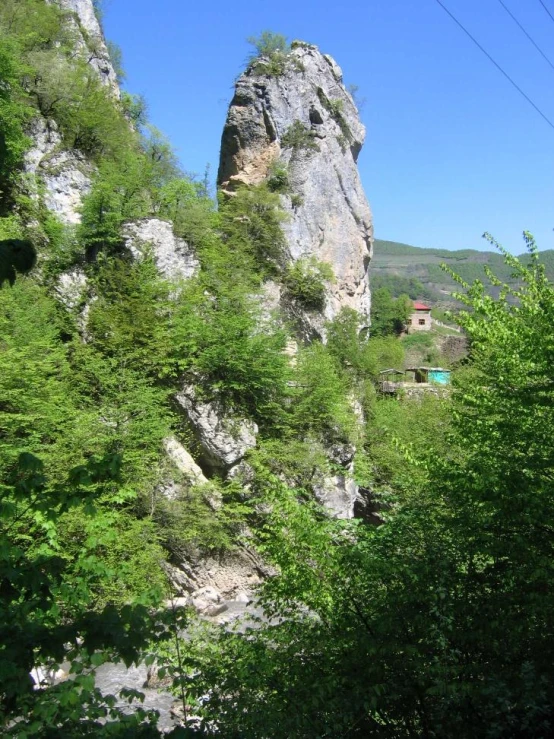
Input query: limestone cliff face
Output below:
<box><xmin>218</xmin><ymin>42</ymin><xmax>373</xmax><ymax>328</ymax></box>
<box><xmin>53</xmin><ymin>0</ymin><xmax>119</xmax><ymax>92</ymax></box>
<box><xmin>25</xmin><ymin>0</ymin><xmax>120</xmax><ymax>224</ymax></box>
<box><xmin>24</xmin><ymin>117</ymin><xmax>93</xmax><ymax>225</ymax></box>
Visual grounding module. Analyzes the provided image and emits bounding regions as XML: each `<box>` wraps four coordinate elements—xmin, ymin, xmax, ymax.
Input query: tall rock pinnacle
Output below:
<box><xmin>218</xmin><ymin>41</ymin><xmax>373</xmax><ymax>328</ymax></box>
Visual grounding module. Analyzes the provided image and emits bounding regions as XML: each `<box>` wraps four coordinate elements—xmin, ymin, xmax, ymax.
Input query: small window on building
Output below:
<box><xmin>419</xmin><ymin>319</ymin><xmax>425</xmax><ymax>325</ymax></box>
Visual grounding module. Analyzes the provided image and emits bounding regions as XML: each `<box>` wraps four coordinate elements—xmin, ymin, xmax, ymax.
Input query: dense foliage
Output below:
<box><xmin>2</xmin><ymin>5</ymin><xmax>553</xmax><ymax>738</ymax></box>
<box><xmin>168</xmin><ymin>235</ymin><xmax>554</xmax><ymax>738</ymax></box>
<box><xmin>370</xmin><ymin>286</ymin><xmax>412</xmax><ymax>337</ymax></box>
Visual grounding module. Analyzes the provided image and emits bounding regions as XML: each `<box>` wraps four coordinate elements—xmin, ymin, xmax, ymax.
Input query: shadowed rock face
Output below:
<box><xmin>218</xmin><ymin>42</ymin><xmax>373</xmax><ymax>328</ymax></box>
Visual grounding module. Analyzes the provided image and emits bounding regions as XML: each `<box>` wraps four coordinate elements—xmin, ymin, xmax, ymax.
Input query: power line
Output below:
<box><xmin>433</xmin><ymin>0</ymin><xmax>554</xmax><ymax>132</ymax></box>
<box><xmin>497</xmin><ymin>0</ymin><xmax>554</xmax><ymax>72</ymax></box>
<box><xmin>538</xmin><ymin>0</ymin><xmax>554</xmax><ymax>25</ymax></box>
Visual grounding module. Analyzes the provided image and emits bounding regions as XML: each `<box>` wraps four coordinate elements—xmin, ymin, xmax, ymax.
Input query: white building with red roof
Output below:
<box><xmin>409</xmin><ymin>301</ymin><xmax>432</xmax><ymax>332</ymax></box>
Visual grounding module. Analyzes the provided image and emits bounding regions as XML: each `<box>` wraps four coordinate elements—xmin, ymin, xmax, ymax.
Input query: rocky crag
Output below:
<box><xmin>219</xmin><ymin>41</ymin><xmax>373</xmax><ymax>334</ymax></box>
<box><xmin>3</xmin><ymin>7</ymin><xmax>383</xmax><ymax>723</ymax></box>
<box><xmin>23</xmin><ymin>9</ymin><xmax>372</xmax><ymax>605</ymax></box>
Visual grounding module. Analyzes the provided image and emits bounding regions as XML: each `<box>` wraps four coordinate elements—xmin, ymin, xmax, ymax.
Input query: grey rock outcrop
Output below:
<box><xmin>164</xmin><ymin>545</ymin><xmax>270</xmax><ymax>602</ymax></box>
<box><xmin>218</xmin><ymin>42</ymin><xmax>373</xmax><ymax>329</ymax></box>
<box><xmin>122</xmin><ymin>219</ymin><xmax>199</xmax><ymax>281</ymax></box>
<box><xmin>163</xmin><ymin>437</ymin><xmax>209</xmax><ymax>486</ymax></box>
<box><xmin>24</xmin><ymin>0</ymin><xmax>119</xmax><ymax>225</ymax></box>
<box><xmin>24</xmin><ymin>117</ymin><xmax>93</xmax><ymax>225</ymax></box>
<box><xmin>176</xmin><ymin>385</ymin><xmax>258</xmax><ymax>470</ymax></box>
<box><xmin>55</xmin><ymin>266</ymin><xmax>88</xmax><ymax>310</ymax></box>
<box><xmin>313</xmin><ymin>473</ymin><xmax>360</xmax><ymax>519</ymax></box>
<box><xmin>53</xmin><ymin>0</ymin><xmax>119</xmax><ymax>92</ymax></box>
<box><xmin>313</xmin><ymin>441</ymin><xmax>362</xmax><ymax>519</ymax></box>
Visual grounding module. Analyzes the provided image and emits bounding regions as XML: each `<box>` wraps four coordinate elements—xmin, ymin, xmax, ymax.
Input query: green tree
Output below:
<box><xmin>370</xmin><ymin>286</ymin><xmax>412</xmax><ymax>337</ymax></box>
<box><xmin>0</xmin><ymin>453</ymin><xmax>165</xmax><ymax>736</ymax></box>
<box><xmin>177</xmin><ymin>235</ymin><xmax>554</xmax><ymax>738</ymax></box>
<box><xmin>283</xmin><ymin>256</ymin><xmax>333</xmax><ymax>311</ymax></box>
<box><xmin>217</xmin><ymin>183</ymin><xmax>287</xmax><ymax>276</ymax></box>
<box><xmin>246</xmin><ymin>31</ymin><xmax>292</xmax><ymax>76</ymax></box>
<box><xmin>0</xmin><ymin>39</ymin><xmax>30</xmax><ymax>210</ymax></box>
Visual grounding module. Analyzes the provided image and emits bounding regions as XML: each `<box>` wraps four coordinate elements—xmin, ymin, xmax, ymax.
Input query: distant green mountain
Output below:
<box><xmin>371</xmin><ymin>239</ymin><xmax>554</xmax><ymax>304</ymax></box>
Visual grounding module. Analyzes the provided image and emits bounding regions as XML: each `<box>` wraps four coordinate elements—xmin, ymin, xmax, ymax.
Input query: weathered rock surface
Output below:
<box><xmin>313</xmin><ymin>473</ymin><xmax>360</xmax><ymax>519</ymax></box>
<box><xmin>24</xmin><ymin>0</ymin><xmax>120</xmax><ymax>225</ymax></box>
<box><xmin>175</xmin><ymin>385</ymin><xmax>258</xmax><ymax>470</ymax></box>
<box><xmin>122</xmin><ymin>219</ymin><xmax>199</xmax><ymax>281</ymax></box>
<box><xmin>54</xmin><ymin>0</ymin><xmax>119</xmax><ymax>92</ymax></box>
<box><xmin>163</xmin><ymin>437</ymin><xmax>208</xmax><ymax>486</ymax></box>
<box><xmin>24</xmin><ymin>117</ymin><xmax>93</xmax><ymax>225</ymax></box>
<box><xmin>164</xmin><ymin>544</ymin><xmax>270</xmax><ymax>603</ymax></box>
<box><xmin>218</xmin><ymin>42</ymin><xmax>373</xmax><ymax>329</ymax></box>
<box><xmin>55</xmin><ymin>266</ymin><xmax>88</xmax><ymax>310</ymax></box>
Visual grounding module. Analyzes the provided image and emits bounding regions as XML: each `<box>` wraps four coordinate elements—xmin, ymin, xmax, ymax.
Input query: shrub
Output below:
<box><xmin>281</xmin><ymin>120</ymin><xmax>320</xmax><ymax>153</ymax></box>
<box><xmin>327</xmin><ymin>307</ymin><xmax>405</xmax><ymax>381</ymax></box>
<box><xmin>27</xmin><ymin>52</ymin><xmax>131</xmax><ymax>159</ymax></box>
<box><xmin>317</xmin><ymin>87</ymin><xmax>353</xmax><ymax>145</ymax></box>
<box><xmin>287</xmin><ymin>341</ymin><xmax>358</xmax><ymax>443</ymax></box>
<box><xmin>218</xmin><ymin>183</ymin><xmax>288</xmax><ymax>276</ymax></box>
<box><xmin>284</xmin><ymin>257</ymin><xmax>334</xmax><ymax>311</ymax></box>
<box><xmin>266</xmin><ymin>160</ymin><xmax>290</xmax><ymax>194</ymax></box>
<box><xmin>78</xmin><ymin>155</ymin><xmax>149</xmax><ymax>253</ymax></box>
<box><xmin>0</xmin><ymin>40</ymin><xmax>31</xmax><ymax>211</ymax></box>
<box><xmin>290</xmin><ymin>192</ymin><xmax>304</xmax><ymax>209</ymax></box>
<box><xmin>157</xmin><ymin>175</ymin><xmax>215</xmax><ymax>248</ymax></box>
<box><xmin>247</xmin><ymin>31</ymin><xmax>288</xmax><ymax>58</ymax></box>
<box><xmin>246</xmin><ymin>31</ymin><xmax>302</xmax><ymax>76</ymax></box>
<box><xmin>169</xmin><ymin>281</ymin><xmax>290</xmax><ymax>425</ymax></box>
<box><xmin>370</xmin><ymin>287</ymin><xmax>412</xmax><ymax>337</ymax></box>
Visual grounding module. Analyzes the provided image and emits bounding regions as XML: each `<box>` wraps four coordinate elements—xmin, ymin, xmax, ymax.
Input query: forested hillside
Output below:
<box><xmin>372</xmin><ymin>237</ymin><xmax>554</xmax><ymax>302</ymax></box>
<box><xmin>2</xmin><ymin>4</ymin><xmax>554</xmax><ymax>737</ymax></box>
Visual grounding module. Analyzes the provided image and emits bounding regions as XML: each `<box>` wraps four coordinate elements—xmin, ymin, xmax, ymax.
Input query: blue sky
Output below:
<box><xmin>102</xmin><ymin>0</ymin><xmax>554</xmax><ymax>254</ymax></box>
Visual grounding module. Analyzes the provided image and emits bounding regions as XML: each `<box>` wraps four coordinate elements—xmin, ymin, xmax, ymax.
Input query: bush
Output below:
<box><xmin>327</xmin><ymin>307</ymin><xmax>405</xmax><ymax>381</ymax></box>
<box><xmin>169</xmin><ymin>281</ymin><xmax>290</xmax><ymax>426</ymax></box>
<box><xmin>27</xmin><ymin>51</ymin><xmax>131</xmax><ymax>158</ymax></box>
<box><xmin>0</xmin><ymin>40</ymin><xmax>31</xmax><ymax>211</ymax></box>
<box><xmin>246</xmin><ymin>31</ymin><xmax>302</xmax><ymax>76</ymax></box>
<box><xmin>266</xmin><ymin>160</ymin><xmax>290</xmax><ymax>194</ymax></box>
<box><xmin>281</xmin><ymin>121</ymin><xmax>320</xmax><ymax>153</ymax></box>
<box><xmin>218</xmin><ymin>183</ymin><xmax>288</xmax><ymax>276</ymax></box>
<box><xmin>317</xmin><ymin>88</ymin><xmax>353</xmax><ymax>144</ymax></box>
<box><xmin>157</xmin><ymin>175</ymin><xmax>215</xmax><ymax>248</ymax></box>
<box><xmin>247</xmin><ymin>30</ymin><xmax>289</xmax><ymax>58</ymax></box>
<box><xmin>283</xmin><ymin>256</ymin><xmax>333</xmax><ymax>311</ymax></box>
<box><xmin>288</xmin><ymin>342</ymin><xmax>357</xmax><ymax>443</ymax></box>
<box><xmin>290</xmin><ymin>192</ymin><xmax>304</xmax><ymax>209</ymax></box>
<box><xmin>370</xmin><ymin>287</ymin><xmax>412</xmax><ymax>337</ymax></box>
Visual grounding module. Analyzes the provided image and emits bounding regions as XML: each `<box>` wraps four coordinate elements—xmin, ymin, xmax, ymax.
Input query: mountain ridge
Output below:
<box><xmin>372</xmin><ymin>238</ymin><xmax>554</xmax><ymax>302</ymax></box>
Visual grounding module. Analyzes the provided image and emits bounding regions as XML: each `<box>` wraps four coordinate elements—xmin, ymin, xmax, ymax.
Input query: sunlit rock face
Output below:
<box><xmin>25</xmin><ymin>0</ymin><xmax>120</xmax><ymax>225</ymax></box>
<box><xmin>175</xmin><ymin>385</ymin><xmax>258</xmax><ymax>472</ymax></box>
<box><xmin>24</xmin><ymin>117</ymin><xmax>93</xmax><ymax>225</ymax></box>
<box><xmin>54</xmin><ymin>0</ymin><xmax>119</xmax><ymax>91</ymax></box>
<box><xmin>122</xmin><ymin>219</ymin><xmax>200</xmax><ymax>281</ymax></box>
<box><xmin>218</xmin><ymin>41</ymin><xmax>373</xmax><ymax>333</ymax></box>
